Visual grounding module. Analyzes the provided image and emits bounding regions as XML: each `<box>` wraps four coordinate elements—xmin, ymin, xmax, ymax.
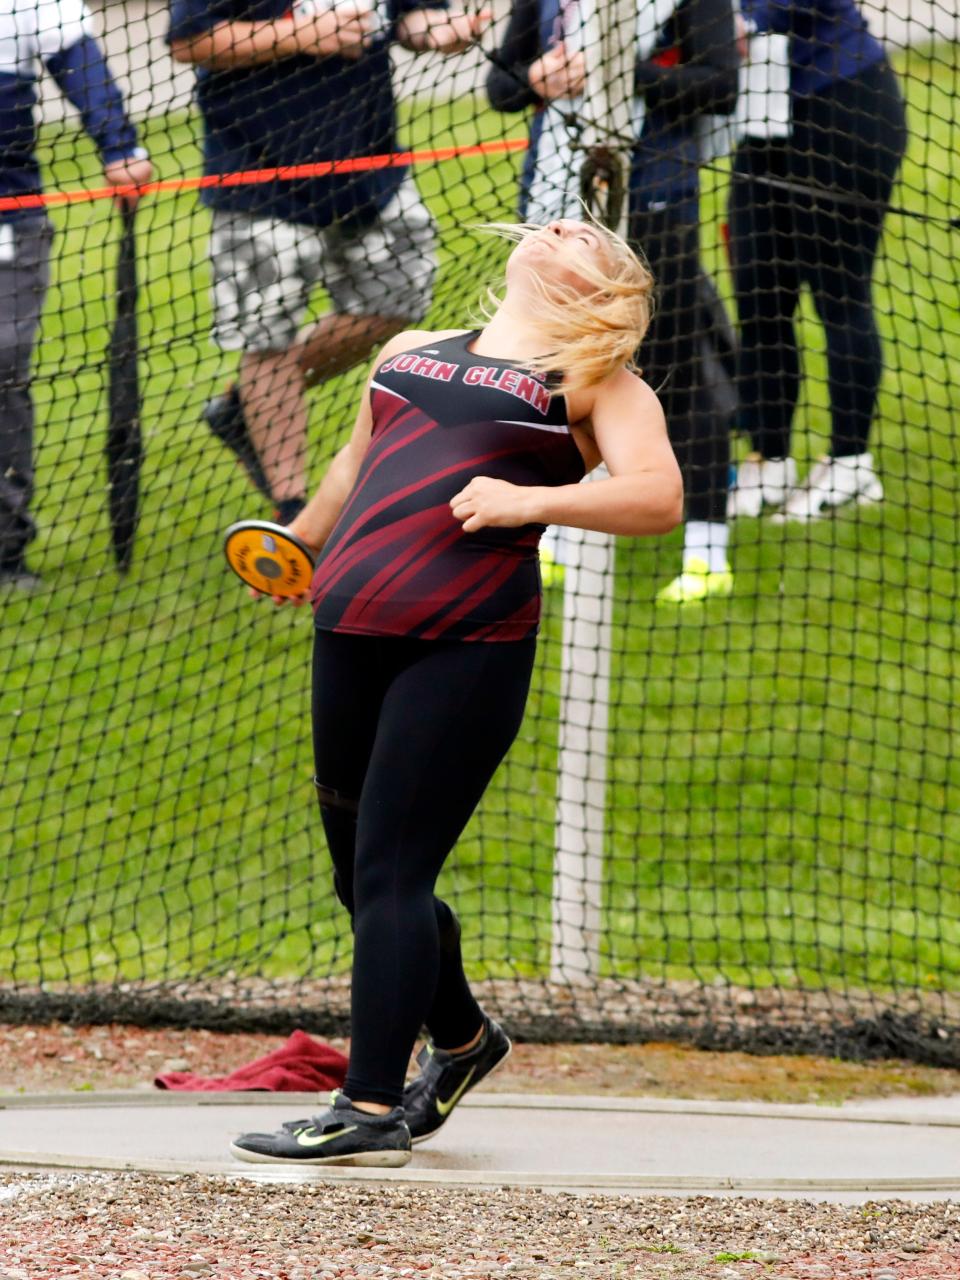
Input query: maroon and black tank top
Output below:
<box><xmin>309</xmin><ymin>330</ymin><xmax>585</xmax><ymax>642</ymax></box>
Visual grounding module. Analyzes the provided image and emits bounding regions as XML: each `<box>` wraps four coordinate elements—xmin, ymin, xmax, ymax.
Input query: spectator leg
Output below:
<box><xmin>632</xmin><ymin>205</ymin><xmax>728</xmax><ymax>526</ymax></box>
<box><xmin>729</xmin><ymin>146</ymin><xmax>801</xmax><ymax>461</ymax></box>
<box><xmin>239</xmin><ymin>346</ymin><xmax>309</xmax><ymax>504</ymax></box>
<box><xmin>0</xmin><ymin>218</ymin><xmax>52</xmax><ymax>569</ymax></box>
<box><xmin>802</xmin><ymin>208</ymin><xmax>885</xmax><ymax>459</ymax></box>
<box><xmin>790</xmin><ymin>60</ymin><xmax>907</xmax><ymax>459</ymax></box>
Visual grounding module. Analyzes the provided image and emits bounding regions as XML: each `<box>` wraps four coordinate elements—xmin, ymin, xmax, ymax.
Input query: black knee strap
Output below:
<box><xmin>314</xmin><ymin>778</ymin><xmax>359</xmax><ymax>815</ymax></box>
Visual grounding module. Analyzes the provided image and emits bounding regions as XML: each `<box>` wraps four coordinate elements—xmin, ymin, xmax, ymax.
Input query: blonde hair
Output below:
<box><xmin>479</xmin><ymin>219</ymin><xmax>655</xmax><ymax>394</ymax></box>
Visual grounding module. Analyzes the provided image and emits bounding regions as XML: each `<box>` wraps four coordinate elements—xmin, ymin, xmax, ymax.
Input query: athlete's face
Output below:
<box><xmin>507</xmin><ymin>220</ymin><xmax>611</xmax><ymax>294</ymax></box>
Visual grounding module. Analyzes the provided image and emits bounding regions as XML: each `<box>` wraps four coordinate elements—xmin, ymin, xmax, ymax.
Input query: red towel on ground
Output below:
<box><xmin>154</xmin><ymin>1030</ymin><xmax>348</xmax><ymax>1092</ymax></box>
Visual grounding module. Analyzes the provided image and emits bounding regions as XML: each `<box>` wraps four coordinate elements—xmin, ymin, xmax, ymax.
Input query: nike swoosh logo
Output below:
<box><xmin>436</xmin><ymin>1067</ymin><xmax>476</xmax><ymax>1117</ymax></box>
<box><xmin>296</xmin><ymin>1124</ymin><xmax>358</xmax><ymax>1148</ymax></box>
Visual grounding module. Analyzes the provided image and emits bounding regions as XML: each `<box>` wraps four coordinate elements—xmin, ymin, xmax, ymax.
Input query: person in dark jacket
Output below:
<box><xmin>487</xmin><ymin>0</ymin><xmax>740</xmax><ymax>604</ymax></box>
<box><xmin>726</xmin><ymin>0</ymin><xmax>908</xmax><ymax>522</ymax></box>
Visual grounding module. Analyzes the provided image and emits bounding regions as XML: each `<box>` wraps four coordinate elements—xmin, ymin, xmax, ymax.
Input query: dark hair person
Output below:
<box><xmin>726</xmin><ymin>0</ymin><xmax>908</xmax><ymax>522</ymax></box>
<box><xmin>229</xmin><ymin>220</ymin><xmax>681</xmax><ymax>1167</ymax></box>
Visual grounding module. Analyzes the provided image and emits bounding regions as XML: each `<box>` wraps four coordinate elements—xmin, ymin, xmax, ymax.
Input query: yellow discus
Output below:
<box><xmin>224</xmin><ymin>520</ymin><xmax>316</xmax><ymax>598</ymax></box>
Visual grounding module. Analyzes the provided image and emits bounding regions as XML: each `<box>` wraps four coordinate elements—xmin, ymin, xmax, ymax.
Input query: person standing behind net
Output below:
<box><xmin>630</xmin><ymin>0</ymin><xmax>740</xmax><ymax>604</ymax></box>
<box><xmin>725</xmin><ymin>1</ymin><xmax>908</xmax><ymax>522</ymax></box>
<box><xmin>228</xmin><ymin>218</ymin><xmax>681</xmax><ymax>1167</ymax></box>
<box><xmin>485</xmin><ymin>0</ymin><xmax>586</xmax><ymax>585</ymax></box>
<box><xmin>0</xmin><ymin>0</ymin><xmax>152</xmax><ymax>590</ymax></box>
<box><xmin>167</xmin><ymin>0</ymin><xmax>489</xmax><ymax>527</ymax></box>
<box><xmin>487</xmin><ymin>1</ymin><xmax>740</xmax><ymax>606</ymax></box>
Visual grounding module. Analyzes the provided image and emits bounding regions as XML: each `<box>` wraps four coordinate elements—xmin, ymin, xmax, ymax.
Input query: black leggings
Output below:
<box><xmin>729</xmin><ymin>61</ymin><xmax>908</xmax><ymax>460</ymax></box>
<box><xmin>629</xmin><ymin>205</ymin><xmax>731</xmax><ymax>524</ymax></box>
<box><xmin>311</xmin><ymin>628</ymin><xmax>536</xmax><ymax>1106</ymax></box>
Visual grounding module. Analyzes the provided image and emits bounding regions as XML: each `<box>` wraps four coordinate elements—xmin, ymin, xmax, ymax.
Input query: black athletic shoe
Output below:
<box><xmin>230</xmin><ymin>1091</ymin><xmax>411</xmax><ymax>1167</ymax></box>
<box><xmin>403</xmin><ymin>1015</ymin><xmax>511</xmax><ymax>1145</ymax></box>
<box><xmin>203</xmin><ymin>385</ymin><xmax>273</xmax><ymax>502</ymax></box>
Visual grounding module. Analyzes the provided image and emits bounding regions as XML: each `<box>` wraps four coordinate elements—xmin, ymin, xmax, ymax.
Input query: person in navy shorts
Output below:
<box><xmin>228</xmin><ymin>218</ymin><xmax>682</xmax><ymax>1167</ymax></box>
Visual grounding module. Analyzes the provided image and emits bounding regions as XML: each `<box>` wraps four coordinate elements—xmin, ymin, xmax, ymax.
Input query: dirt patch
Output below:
<box><xmin>1</xmin><ymin>1172</ymin><xmax>958</xmax><ymax>1280</ymax></box>
<box><xmin>1</xmin><ymin>1021</ymin><xmax>958</xmax><ymax>1105</ymax></box>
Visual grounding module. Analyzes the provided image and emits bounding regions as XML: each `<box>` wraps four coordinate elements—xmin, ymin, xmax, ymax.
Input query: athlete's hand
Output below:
<box><xmin>450</xmin><ymin>476</ymin><xmax>540</xmax><ymax>532</ymax></box>
<box><xmin>432</xmin><ymin>9</ymin><xmax>491</xmax><ymax>54</ymax></box>
<box><xmin>398</xmin><ymin>8</ymin><xmax>491</xmax><ymax>55</ymax></box>
<box><xmin>103</xmin><ymin>155</ymin><xmax>154</xmax><ymax>209</ymax></box>
<box><xmin>528</xmin><ymin>44</ymin><xmax>585</xmax><ymax>101</ymax></box>
<box><xmin>248</xmin><ymin>585</ymin><xmax>309</xmax><ymax>607</ymax></box>
<box><xmin>295</xmin><ymin>2</ymin><xmax>374</xmax><ymax>60</ymax></box>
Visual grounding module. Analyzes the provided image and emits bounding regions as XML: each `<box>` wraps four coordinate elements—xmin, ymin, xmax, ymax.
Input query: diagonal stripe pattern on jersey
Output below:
<box><xmin>309</xmin><ymin>331</ymin><xmax>584</xmax><ymax>643</ymax></box>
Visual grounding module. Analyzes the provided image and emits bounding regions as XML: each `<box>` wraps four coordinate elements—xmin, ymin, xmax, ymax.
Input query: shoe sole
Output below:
<box><xmin>409</xmin><ymin>1038</ymin><xmax>513</xmax><ymax>1147</ymax></box>
<box><xmin>229</xmin><ymin>1141</ymin><xmax>411</xmax><ymax>1167</ymax></box>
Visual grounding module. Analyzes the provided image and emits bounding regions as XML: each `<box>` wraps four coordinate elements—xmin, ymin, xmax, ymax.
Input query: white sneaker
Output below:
<box><xmin>727</xmin><ymin>453</ymin><xmax>797</xmax><ymax>519</ymax></box>
<box><xmin>771</xmin><ymin>453</ymin><xmax>884</xmax><ymax>523</ymax></box>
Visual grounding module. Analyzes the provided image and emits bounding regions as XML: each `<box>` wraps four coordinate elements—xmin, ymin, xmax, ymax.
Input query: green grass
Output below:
<box><xmin>2</xmin><ymin>50</ymin><xmax>959</xmax><ymax>998</ymax></box>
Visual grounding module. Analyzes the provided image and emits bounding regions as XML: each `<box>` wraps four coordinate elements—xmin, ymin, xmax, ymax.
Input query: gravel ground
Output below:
<box><xmin>0</xmin><ymin>1173</ymin><xmax>958</xmax><ymax>1280</ymax></box>
<box><xmin>4</xmin><ymin>1023</ymin><xmax>959</xmax><ymax>1279</ymax></box>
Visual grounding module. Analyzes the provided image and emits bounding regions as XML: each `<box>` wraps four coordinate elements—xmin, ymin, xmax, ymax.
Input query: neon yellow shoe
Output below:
<box><xmin>539</xmin><ymin>547</ymin><xmax>566</xmax><ymax>588</ymax></box>
<box><xmin>656</xmin><ymin>557</ymin><xmax>733</xmax><ymax>605</ymax></box>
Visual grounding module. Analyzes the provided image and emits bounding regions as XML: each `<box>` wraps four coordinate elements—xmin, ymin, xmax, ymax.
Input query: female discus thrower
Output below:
<box><xmin>230</xmin><ymin>218</ymin><xmax>681</xmax><ymax>1167</ymax></box>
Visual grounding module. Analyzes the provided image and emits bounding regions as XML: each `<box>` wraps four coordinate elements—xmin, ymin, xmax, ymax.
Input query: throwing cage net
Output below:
<box><xmin>2</xmin><ymin>0</ymin><xmax>958</xmax><ymax>1066</ymax></box>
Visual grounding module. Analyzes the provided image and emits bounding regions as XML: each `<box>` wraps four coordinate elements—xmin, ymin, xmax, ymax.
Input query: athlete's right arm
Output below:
<box><xmin>253</xmin><ymin>332</ymin><xmax>431</xmax><ymax>606</ymax></box>
<box><xmin>286</xmin><ymin>396</ymin><xmax>374</xmax><ymax>563</ymax></box>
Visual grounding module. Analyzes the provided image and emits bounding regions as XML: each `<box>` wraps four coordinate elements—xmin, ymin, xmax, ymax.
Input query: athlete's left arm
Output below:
<box><xmin>450</xmin><ymin>371</ymin><xmax>684</xmax><ymax>538</ymax></box>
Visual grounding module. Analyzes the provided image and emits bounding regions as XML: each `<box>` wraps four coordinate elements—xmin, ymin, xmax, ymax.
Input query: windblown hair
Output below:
<box><xmin>480</xmin><ymin>219</ymin><xmax>655</xmax><ymax>393</ymax></box>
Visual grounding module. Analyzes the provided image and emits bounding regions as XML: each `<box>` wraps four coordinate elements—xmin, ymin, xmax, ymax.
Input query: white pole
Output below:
<box><xmin>551</xmin><ymin>476</ymin><xmax>614</xmax><ymax>981</ymax></box>
<box><xmin>550</xmin><ymin>0</ymin><xmax>635</xmax><ymax>983</ymax></box>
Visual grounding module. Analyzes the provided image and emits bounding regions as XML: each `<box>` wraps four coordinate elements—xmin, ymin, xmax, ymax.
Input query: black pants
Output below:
<box><xmin>729</xmin><ymin>61</ymin><xmax>908</xmax><ymax>460</ymax></box>
<box><xmin>311</xmin><ymin>628</ymin><xmax>536</xmax><ymax>1106</ymax></box>
<box><xmin>0</xmin><ymin>217</ymin><xmax>53</xmax><ymax>568</ymax></box>
<box><xmin>629</xmin><ymin>205</ymin><xmax>731</xmax><ymax>524</ymax></box>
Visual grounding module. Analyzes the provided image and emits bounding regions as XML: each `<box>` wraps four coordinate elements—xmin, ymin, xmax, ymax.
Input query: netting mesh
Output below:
<box><xmin>1</xmin><ymin>0</ymin><xmax>958</xmax><ymax>1066</ymax></box>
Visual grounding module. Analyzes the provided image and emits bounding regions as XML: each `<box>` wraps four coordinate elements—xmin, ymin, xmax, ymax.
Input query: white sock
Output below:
<box><xmin>683</xmin><ymin>521</ymin><xmax>730</xmax><ymax>574</ymax></box>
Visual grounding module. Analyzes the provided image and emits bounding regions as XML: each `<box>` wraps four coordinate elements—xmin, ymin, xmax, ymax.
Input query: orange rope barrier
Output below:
<box><xmin>0</xmin><ymin>137</ymin><xmax>529</xmax><ymax>211</ymax></box>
